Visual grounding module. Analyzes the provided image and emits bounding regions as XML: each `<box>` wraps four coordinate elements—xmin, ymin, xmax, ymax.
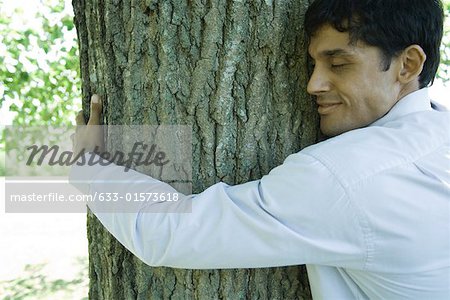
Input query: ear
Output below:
<box><xmin>397</xmin><ymin>45</ymin><xmax>426</xmax><ymax>84</ymax></box>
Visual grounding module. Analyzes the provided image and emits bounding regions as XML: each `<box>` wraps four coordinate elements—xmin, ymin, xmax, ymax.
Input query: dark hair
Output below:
<box><xmin>304</xmin><ymin>0</ymin><xmax>444</xmax><ymax>88</ymax></box>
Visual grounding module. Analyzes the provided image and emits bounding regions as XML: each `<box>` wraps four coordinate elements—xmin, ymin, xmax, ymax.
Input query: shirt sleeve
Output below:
<box><xmin>69</xmin><ymin>151</ymin><xmax>367</xmax><ymax>270</ymax></box>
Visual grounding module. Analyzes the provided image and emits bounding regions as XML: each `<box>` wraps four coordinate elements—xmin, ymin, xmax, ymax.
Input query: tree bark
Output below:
<box><xmin>73</xmin><ymin>0</ymin><xmax>318</xmax><ymax>299</ymax></box>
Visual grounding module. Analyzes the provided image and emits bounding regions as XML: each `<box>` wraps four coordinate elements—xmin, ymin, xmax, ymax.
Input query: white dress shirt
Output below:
<box><xmin>70</xmin><ymin>88</ymin><xmax>450</xmax><ymax>299</ymax></box>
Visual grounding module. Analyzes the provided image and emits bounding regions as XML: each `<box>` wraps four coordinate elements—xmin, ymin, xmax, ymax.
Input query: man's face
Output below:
<box><xmin>307</xmin><ymin>25</ymin><xmax>401</xmax><ymax>137</ymax></box>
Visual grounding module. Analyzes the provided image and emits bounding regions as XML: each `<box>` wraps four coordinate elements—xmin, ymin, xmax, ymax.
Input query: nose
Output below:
<box><xmin>307</xmin><ymin>65</ymin><xmax>331</xmax><ymax>95</ymax></box>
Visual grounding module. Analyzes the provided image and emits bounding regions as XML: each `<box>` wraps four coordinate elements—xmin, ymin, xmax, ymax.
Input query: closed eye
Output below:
<box><xmin>331</xmin><ymin>63</ymin><xmax>347</xmax><ymax>69</ymax></box>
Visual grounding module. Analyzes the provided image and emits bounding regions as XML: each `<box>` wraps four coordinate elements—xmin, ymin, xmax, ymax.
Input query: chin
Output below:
<box><xmin>321</xmin><ymin>125</ymin><xmax>342</xmax><ymax>137</ymax></box>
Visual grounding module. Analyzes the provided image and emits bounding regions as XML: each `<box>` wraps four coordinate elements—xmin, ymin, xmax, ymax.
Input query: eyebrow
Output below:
<box><xmin>319</xmin><ymin>48</ymin><xmax>355</xmax><ymax>58</ymax></box>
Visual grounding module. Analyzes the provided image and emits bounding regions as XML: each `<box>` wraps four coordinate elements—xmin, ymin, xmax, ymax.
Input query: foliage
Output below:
<box><xmin>0</xmin><ymin>0</ymin><xmax>81</xmax><ymax>175</ymax></box>
<box><xmin>437</xmin><ymin>0</ymin><xmax>450</xmax><ymax>83</ymax></box>
<box><xmin>0</xmin><ymin>0</ymin><xmax>81</xmax><ymax>126</ymax></box>
<box><xmin>0</xmin><ymin>138</ymin><xmax>4</xmax><ymax>176</ymax></box>
<box><xmin>0</xmin><ymin>258</ymin><xmax>88</xmax><ymax>300</ymax></box>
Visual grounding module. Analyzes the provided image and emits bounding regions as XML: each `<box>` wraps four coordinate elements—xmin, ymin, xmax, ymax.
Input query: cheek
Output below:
<box><xmin>366</xmin><ymin>89</ymin><xmax>397</xmax><ymax>117</ymax></box>
<box><xmin>345</xmin><ymin>81</ymin><xmax>388</xmax><ymax>116</ymax></box>
<box><xmin>350</xmin><ymin>97</ymin><xmax>392</xmax><ymax>127</ymax></box>
<box><xmin>341</xmin><ymin>94</ymin><xmax>380</xmax><ymax>126</ymax></box>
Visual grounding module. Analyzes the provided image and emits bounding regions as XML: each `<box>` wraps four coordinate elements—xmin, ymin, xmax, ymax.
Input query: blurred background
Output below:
<box><xmin>0</xmin><ymin>0</ymin><xmax>87</xmax><ymax>298</ymax></box>
<box><xmin>0</xmin><ymin>0</ymin><xmax>448</xmax><ymax>299</ymax></box>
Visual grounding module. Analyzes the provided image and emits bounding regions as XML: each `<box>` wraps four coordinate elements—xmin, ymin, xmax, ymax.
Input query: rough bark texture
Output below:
<box><xmin>72</xmin><ymin>0</ymin><xmax>319</xmax><ymax>299</ymax></box>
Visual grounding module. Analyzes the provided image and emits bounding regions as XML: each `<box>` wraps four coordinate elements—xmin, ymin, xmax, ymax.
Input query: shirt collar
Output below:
<box><xmin>370</xmin><ymin>88</ymin><xmax>432</xmax><ymax>127</ymax></box>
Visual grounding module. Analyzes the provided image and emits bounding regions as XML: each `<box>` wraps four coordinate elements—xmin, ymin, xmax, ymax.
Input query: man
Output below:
<box><xmin>71</xmin><ymin>0</ymin><xmax>449</xmax><ymax>298</ymax></box>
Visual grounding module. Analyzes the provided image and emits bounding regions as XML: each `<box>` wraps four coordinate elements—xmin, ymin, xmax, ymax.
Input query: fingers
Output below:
<box><xmin>76</xmin><ymin>110</ymin><xmax>85</xmax><ymax>125</ymax></box>
<box><xmin>88</xmin><ymin>94</ymin><xmax>103</xmax><ymax>125</ymax></box>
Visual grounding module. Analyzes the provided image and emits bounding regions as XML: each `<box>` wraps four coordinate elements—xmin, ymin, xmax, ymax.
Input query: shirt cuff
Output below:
<box><xmin>68</xmin><ymin>152</ymin><xmax>102</xmax><ymax>194</ymax></box>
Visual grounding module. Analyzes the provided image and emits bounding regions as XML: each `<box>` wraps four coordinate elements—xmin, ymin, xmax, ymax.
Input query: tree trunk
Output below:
<box><xmin>72</xmin><ymin>0</ymin><xmax>318</xmax><ymax>299</ymax></box>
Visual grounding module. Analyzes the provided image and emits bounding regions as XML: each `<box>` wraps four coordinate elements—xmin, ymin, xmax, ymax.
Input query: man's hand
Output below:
<box><xmin>72</xmin><ymin>94</ymin><xmax>105</xmax><ymax>156</ymax></box>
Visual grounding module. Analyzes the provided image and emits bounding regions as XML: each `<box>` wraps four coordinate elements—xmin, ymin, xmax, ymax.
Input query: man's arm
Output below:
<box><xmin>71</xmin><ymin>95</ymin><xmax>366</xmax><ymax>270</ymax></box>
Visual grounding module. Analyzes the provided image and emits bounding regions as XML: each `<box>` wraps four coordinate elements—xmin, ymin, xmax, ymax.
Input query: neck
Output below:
<box><xmin>397</xmin><ymin>81</ymin><xmax>420</xmax><ymax>102</ymax></box>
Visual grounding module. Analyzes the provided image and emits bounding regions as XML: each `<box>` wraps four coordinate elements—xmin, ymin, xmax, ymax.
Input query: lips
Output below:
<box><xmin>317</xmin><ymin>102</ymin><xmax>341</xmax><ymax>115</ymax></box>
